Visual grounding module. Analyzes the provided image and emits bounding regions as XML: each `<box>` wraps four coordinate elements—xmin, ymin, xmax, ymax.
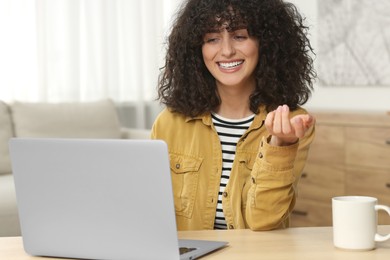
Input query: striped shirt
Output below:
<box><xmin>211</xmin><ymin>112</ymin><xmax>255</xmax><ymax>229</ymax></box>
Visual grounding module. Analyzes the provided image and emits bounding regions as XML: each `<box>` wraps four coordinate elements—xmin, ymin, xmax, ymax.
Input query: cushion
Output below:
<box><xmin>0</xmin><ymin>174</ymin><xmax>21</xmax><ymax>236</ymax></box>
<box><xmin>0</xmin><ymin>101</ymin><xmax>14</xmax><ymax>175</ymax></box>
<box><xmin>11</xmin><ymin>99</ymin><xmax>122</xmax><ymax>139</ymax></box>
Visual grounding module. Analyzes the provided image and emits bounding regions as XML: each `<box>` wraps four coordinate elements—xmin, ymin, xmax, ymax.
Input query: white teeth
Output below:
<box><xmin>219</xmin><ymin>61</ymin><xmax>243</xmax><ymax>68</ymax></box>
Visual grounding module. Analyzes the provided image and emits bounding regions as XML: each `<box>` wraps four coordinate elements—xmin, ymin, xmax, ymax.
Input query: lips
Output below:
<box><xmin>218</xmin><ymin>60</ymin><xmax>244</xmax><ymax>69</ymax></box>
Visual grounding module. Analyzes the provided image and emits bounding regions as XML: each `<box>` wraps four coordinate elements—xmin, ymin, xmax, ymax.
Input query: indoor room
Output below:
<box><xmin>1</xmin><ymin>0</ymin><xmax>390</xmax><ymax>259</ymax></box>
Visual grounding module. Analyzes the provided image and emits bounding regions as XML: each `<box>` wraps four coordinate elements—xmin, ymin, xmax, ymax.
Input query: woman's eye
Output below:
<box><xmin>233</xmin><ymin>29</ymin><xmax>249</xmax><ymax>41</ymax></box>
<box><xmin>234</xmin><ymin>35</ymin><xmax>247</xmax><ymax>41</ymax></box>
<box><xmin>206</xmin><ymin>38</ymin><xmax>216</xmax><ymax>43</ymax></box>
<box><xmin>204</xmin><ymin>33</ymin><xmax>220</xmax><ymax>44</ymax></box>
<box><xmin>204</xmin><ymin>37</ymin><xmax>219</xmax><ymax>44</ymax></box>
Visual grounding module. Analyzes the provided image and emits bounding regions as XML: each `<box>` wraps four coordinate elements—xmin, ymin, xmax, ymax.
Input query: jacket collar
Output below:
<box><xmin>185</xmin><ymin>105</ymin><xmax>267</xmax><ymax>130</ymax></box>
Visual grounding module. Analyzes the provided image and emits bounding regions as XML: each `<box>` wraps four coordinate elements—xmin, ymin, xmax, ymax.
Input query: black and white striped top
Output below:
<box><xmin>211</xmin><ymin>112</ymin><xmax>255</xmax><ymax>229</ymax></box>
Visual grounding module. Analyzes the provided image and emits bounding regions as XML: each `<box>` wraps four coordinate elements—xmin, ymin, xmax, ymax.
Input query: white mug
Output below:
<box><xmin>332</xmin><ymin>196</ymin><xmax>390</xmax><ymax>250</ymax></box>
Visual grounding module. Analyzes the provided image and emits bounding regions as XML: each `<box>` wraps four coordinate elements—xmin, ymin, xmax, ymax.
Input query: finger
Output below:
<box><xmin>281</xmin><ymin>105</ymin><xmax>292</xmax><ymax>134</ymax></box>
<box><xmin>293</xmin><ymin>116</ymin><xmax>305</xmax><ymax>138</ymax></box>
<box><xmin>265</xmin><ymin>110</ymin><xmax>275</xmax><ymax>133</ymax></box>
<box><xmin>303</xmin><ymin>114</ymin><xmax>315</xmax><ymax>128</ymax></box>
<box><xmin>273</xmin><ymin>106</ymin><xmax>283</xmax><ymax>134</ymax></box>
<box><xmin>297</xmin><ymin>114</ymin><xmax>315</xmax><ymax>129</ymax></box>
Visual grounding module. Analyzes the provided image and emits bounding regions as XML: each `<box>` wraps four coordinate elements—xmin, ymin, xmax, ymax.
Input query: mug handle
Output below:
<box><xmin>374</xmin><ymin>205</ymin><xmax>390</xmax><ymax>242</ymax></box>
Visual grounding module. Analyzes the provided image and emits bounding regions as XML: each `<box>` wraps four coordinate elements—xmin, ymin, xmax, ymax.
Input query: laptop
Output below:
<box><xmin>9</xmin><ymin>138</ymin><xmax>227</xmax><ymax>260</ymax></box>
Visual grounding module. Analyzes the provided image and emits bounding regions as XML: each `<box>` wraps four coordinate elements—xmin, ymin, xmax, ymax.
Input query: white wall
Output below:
<box><xmin>290</xmin><ymin>0</ymin><xmax>390</xmax><ymax>112</ymax></box>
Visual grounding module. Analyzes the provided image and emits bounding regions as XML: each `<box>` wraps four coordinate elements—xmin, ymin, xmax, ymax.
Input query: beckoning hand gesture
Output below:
<box><xmin>265</xmin><ymin>104</ymin><xmax>315</xmax><ymax>146</ymax></box>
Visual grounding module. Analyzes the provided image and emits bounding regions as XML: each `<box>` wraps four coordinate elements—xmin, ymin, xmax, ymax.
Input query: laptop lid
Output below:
<box><xmin>9</xmin><ymin>138</ymin><xmax>227</xmax><ymax>260</ymax></box>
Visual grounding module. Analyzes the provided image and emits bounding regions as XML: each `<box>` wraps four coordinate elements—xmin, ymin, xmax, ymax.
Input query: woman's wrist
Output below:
<box><xmin>269</xmin><ymin>135</ymin><xmax>299</xmax><ymax>147</ymax></box>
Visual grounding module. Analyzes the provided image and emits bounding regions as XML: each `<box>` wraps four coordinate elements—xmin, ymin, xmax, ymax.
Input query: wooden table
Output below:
<box><xmin>1</xmin><ymin>226</ymin><xmax>390</xmax><ymax>259</ymax></box>
<box><xmin>179</xmin><ymin>225</ymin><xmax>390</xmax><ymax>259</ymax></box>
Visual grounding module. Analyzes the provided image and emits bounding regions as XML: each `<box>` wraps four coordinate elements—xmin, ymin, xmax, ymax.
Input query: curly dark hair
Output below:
<box><xmin>158</xmin><ymin>0</ymin><xmax>316</xmax><ymax>117</ymax></box>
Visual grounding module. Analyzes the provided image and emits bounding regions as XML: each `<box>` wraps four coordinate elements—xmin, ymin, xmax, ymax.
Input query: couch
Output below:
<box><xmin>0</xmin><ymin>99</ymin><xmax>150</xmax><ymax>236</ymax></box>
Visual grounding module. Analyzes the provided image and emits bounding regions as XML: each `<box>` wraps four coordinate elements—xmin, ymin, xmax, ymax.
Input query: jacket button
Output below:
<box><xmin>251</xmin><ymin>177</ymin><xmax>256</xmax><ymax>184</ymax></box>
<box><xmin>259</xmin><ymin>152</ymin><xmax>263</xmax><ymax>158</ymax></box>
<box><xmin>222</xmin><ymin>192</ymin><xmax>228</xmax><ymax>198</ymax></box>
<box><xmin>175</xmin><ymin>163</ymin><xmax>180</xmax><ymax>169</ymax></box>
<box><xmin>228</xmin><ymin>225</ymin><xmax>234</xmax><ymax>229</ymax></box>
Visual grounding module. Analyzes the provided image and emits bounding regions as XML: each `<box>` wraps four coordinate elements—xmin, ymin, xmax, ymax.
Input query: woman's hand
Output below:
<box><xmin>265</xmin><ymin>104</ymin><xmax>315</xmax><ymax>146</ymax></box>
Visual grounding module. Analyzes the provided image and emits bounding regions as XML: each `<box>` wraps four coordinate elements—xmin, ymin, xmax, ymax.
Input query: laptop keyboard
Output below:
<box><xmin>179</xmin><ymin>247</ymin><xmax>197</xmax><ymax>255</ymax></box>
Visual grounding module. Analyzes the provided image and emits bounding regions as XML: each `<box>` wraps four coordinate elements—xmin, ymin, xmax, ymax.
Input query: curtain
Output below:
<box><xmin>0</xmin><ymin>0</ymin><xmax>181</xmax><ymax>127</ymax></box>
<box><xmin>0</xmin><ymin>0</ymin><xmax>39</xmax><ymax>101</ymax></box>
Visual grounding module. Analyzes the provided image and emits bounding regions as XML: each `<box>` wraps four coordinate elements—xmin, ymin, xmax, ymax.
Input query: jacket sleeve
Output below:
<box><xmin>245</xmin><ymin>123</ymin><xmax>315</xmax><ymax>230</ymax></box>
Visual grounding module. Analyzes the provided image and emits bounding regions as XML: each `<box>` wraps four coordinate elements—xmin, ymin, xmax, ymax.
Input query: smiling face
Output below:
<box><xmin>202</xmin><ymin>27</ymin><xmax>259</xmax><ymax>92</ymax></box>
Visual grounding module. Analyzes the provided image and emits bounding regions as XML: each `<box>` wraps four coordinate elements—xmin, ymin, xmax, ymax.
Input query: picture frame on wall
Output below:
<box><xmin>317</xmin><ymin>0</ymin><xmax>390</xmax><ymax>87</ymax></box>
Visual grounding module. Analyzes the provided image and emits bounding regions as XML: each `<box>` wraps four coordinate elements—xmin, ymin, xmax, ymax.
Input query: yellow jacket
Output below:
<box><xmin>151</xmin><ymin>106</ymin><xmax>315</xmax><ymax>231</ymax></box>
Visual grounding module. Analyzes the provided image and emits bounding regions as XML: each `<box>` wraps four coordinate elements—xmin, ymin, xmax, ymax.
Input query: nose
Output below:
<box><xmin>221</xmin><ymin>37</ymin><xmax>235</xmax><ymax>57</ymax></box>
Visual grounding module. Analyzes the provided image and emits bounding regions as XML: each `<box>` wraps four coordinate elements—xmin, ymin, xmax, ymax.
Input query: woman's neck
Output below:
<box><xmin>214</xmin><ymin>104</ymin><xmax>253</xmax><ymax>119</ymax></box>
<box><xmin>215</xmin><ymin>81</ymin><xmax>255</xmax><ymax>119</ymax></box>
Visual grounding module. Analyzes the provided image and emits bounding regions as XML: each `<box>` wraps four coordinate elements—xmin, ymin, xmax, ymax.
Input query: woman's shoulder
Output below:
<box><xmin>155</xmin><ymin>107</ymin><xmax>187</xmax><ymax>122</ymax></box>
<box><xmin>152</xmin><ymin>108</ymin><xmax>211</xmax><ymax>139</ymax></box>
<box><xmin>152</xmin><ymin>108</ymin><xmax>189</xmax><ymax>132</ymax></box>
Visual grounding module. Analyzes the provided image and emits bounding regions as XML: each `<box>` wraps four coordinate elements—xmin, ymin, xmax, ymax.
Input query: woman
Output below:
<box><xmin>151</xmin><ymin>0</ymin><xmax>316</xmax><ymax>231</ymax></box>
